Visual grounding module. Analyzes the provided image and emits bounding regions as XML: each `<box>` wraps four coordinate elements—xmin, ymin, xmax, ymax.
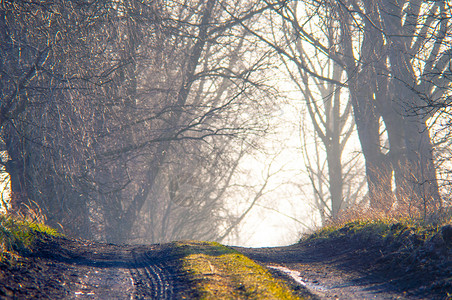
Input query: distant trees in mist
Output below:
<box><xmin>0</xmin><ymin>0</ymin><xmax>276</xmax><ymax>242</ymax></box>
<box><xmin>1</xmin><ymin>0</ymin><xmax>451</xmax><ymax>243</ymax></box>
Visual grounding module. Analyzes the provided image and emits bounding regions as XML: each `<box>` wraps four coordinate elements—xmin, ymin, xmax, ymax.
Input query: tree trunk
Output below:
<box><xmin>339</xmin><ymin>7</ymin><xmax>394</xmax><ymax>209</ymax></box>
<box><xmin>380</xmin><ymin>0</ymin><xmax>441</xmax><ymax>214</ymax></box>
<box><xmin>3</xmin><ymin>124</ymin><xmax>30</xmax><ymax>214</ymax></box>
<box><xmin>348</xmin><ymin>84</ymin><xmax>392</xmax><ymax>209</ymax></box>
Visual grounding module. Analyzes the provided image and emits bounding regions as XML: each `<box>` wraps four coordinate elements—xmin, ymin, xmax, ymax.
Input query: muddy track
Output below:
<box><xmin>130</xmin><ymin>250</ymin><xmax>176</xmax><ymax>299</ymax></box>
<box><xmin>3</xmin><ymin>235</ymin><xmax>446</xmax><ymax>299</ymax></box>
<box><xmin>236</xmin><ymin>245</ymin><xmax>409</xmax><ymax>300</ymax></box>
<box><xmin>234</xmin><ymin>240</ymin><xmax>447</xmax><ymax>300</ymax></box>
<box><xmin>72</xmin><ymin>244</ymin><xmax>193</xmax><ymax>299</ymax></box>
<box><xmin>0</xmin><ymin>237</ymin><xmax>194</xmax><ymax>299</ymax></box>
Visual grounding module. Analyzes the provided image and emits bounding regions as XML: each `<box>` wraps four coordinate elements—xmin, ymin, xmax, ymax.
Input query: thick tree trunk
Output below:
<box><xmin>340</xmin><ymin>11</ymin><xmax>394</xmax><ymax>209</ymax></box>
<box><xmin>326</xmin><ymin>63</ymin><xmax>345</xmax><ymax>218</ymax></box>
<box><xmin>348</xmin><ymin>86</ymin><xmax>393</xmax><ymax>210</ymax></box>
<box><xmin>380</xmin><ymin>0</ymin><xmax>441</xmax><ymax>214</ymax></box>
<box><xmin>326</xmin><ymin>147</ymin><xmax>343</xmax><ymax>217</ymax></box>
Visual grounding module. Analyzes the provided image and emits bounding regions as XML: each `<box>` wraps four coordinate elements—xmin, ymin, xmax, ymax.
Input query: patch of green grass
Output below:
<box><xmin>0</xmin><ymin>214</ymin><xmax>62</xmax><ymax>263</ymax></box>
<box><xmin>307</xmin><ymin>218</ymin><xmax>443</xmax><ymax>245</ymax></box>
<box><xmin>305</xmin><ymin>218</ymin><xmax>451</xmax><ymax>268</ymax></box>
<box><xmin>175</xmin><ymin>241</ymin><xmax>304</xmax><ymax>299</ymax></box>
<box><xmin>308</xmin><ymin>219</ymin><xmax>392</xmax><ymax>240</ymax></box>
<box><xmin>303</xmin><ymin>218</ymin><xmax>451</xmax><ymax>299</ymax></box>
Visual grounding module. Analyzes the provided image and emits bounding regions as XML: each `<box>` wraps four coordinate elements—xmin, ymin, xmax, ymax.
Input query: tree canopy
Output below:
<box><xmin>1</xmin><ymin>0</ymin><xmax>451</xmax><ymax>244</ymax></box>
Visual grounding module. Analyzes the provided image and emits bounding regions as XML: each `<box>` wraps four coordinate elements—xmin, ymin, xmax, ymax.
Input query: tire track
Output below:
<box><xmin>130</xmin><ymin>250</ymin><xmax>176</xmax><ymax>299</ymax></box>
<box><xmin>17</xmin><ymin>237</ymin><xmax>193</xmax><ymax>299</ymax></box>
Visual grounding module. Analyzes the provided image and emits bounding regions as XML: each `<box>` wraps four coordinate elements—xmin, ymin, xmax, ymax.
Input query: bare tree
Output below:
<box><xmin>0</xmin><ymin>0</ymin><xmax>281</xmax><ymax>243</ymax></box>
<box><xmin>0</xmin><ymin>0</ymin><xmax>126</xmax><ymax>234</ymax></box>
<box><xmin>260</xmin><ymin>0</ymin><xmax>451</xmax><ymax>218</ymax></box>
<box><xmin>230</xmin><ymin>1</ymin><xmax>365</xmax><ymax>221</ymax></box>
<box><xmin>286</xmin><ymin>46</ymin><xmax>361</xmax><ymax>219</ymax></box>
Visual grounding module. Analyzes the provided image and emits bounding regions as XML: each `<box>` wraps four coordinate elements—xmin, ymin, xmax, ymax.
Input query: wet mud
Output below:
<box><xmin>234</xmin><ymin>237</ymin><xmax>450</xmax><ymax>300</ymax></box>
<box><xmin>0</xmin><ymin>237</ymin><xmax>193</xmax><ymax>299</ymax></box>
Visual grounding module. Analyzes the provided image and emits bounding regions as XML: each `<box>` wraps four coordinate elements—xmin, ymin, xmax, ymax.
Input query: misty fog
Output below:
<box><xmin>0</xmin><ymin>0</ymin><xmax>451</xmax><ymax>246</ymax></box>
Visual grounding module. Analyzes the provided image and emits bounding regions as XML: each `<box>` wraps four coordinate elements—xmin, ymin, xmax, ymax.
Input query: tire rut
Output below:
<box><xmin>29</xmin><ymin>237</ymin><xmax>194</xmax><ymax>299</ymax></box>
<box><xmin>130</xmin><ymin>250</ymin><xmax>176</xmax><ymax>299</ymax></box>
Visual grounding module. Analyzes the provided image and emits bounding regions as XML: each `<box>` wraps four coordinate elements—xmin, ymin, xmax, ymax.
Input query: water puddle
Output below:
<box><xmin>72</xmin><ymin>267</ymin><xmax>135</xmax><ymax>298</ymax></box>
<box><xmin>267</xmin><ymin>265</ymin><xmax>328</xmax><ymax>293</ymax></box>
<box><xmin>74</xmin><ymin>291</ymin><xmax>95</xmax><ymax>296</ymax></box>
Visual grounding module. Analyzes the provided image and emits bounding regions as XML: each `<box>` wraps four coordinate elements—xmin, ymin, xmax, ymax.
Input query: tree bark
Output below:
<box><xmin>338</xmin><ymin>4</ymin><xmax>393</xmax><ymax>209</ymax></box>
<box><xmin>380</xmin><ymin>0</ymin><xmax>441</xmax><ymax>214</ymax></box>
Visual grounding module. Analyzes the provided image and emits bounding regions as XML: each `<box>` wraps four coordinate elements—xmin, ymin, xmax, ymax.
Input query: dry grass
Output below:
<box><xmin>328</xmin><ymin>192</ymin><xmax>452</xmax><ymax>229</ymax></box>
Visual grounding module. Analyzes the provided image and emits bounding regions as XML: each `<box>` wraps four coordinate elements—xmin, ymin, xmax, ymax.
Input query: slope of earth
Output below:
<box><xmin>235</xmin><ymin>221</ymin><xmax>452</xmax><ymax>300</ymax></box>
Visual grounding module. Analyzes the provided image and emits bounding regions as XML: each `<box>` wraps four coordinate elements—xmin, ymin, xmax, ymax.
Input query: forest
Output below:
<box><xmin>1</xmin><ymin>0</ymin><xmax>451</xmax><ymax>245</ymax></box>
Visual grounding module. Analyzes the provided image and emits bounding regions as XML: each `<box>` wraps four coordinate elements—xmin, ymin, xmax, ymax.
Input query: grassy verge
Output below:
<box><xmin>306</xmin><ymin>218</ymin><xmax>452</xmax><ymax>266</ymax></box>
<box><xmin>0</xmin><ymin>214</ymin><xmax>61</xmax><ymax>264</ymax></box>
<box><xmin>307</xmin><ymin>218</ymin><xmax>451</xmax><ymax>250</ymax></box>
<box><xmin>175</xmin><ymin>241</ymin><xmax>305</xmax><ymax>299</ymax></box>
<box><xmin>304</xmin><ymin>218</ymin><xmax>452</xmax><ymax>298</ymax></box>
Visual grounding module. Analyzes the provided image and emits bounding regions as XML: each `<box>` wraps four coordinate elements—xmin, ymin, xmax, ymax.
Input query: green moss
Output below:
<box><xmin>305</xmin><ymin>218</ymin><xmax>446</xmax><ymax>252</ymax></box>
<box><xmin>0</xmin><ymin>214</ymin><xmax>62</xmax><ymax>263</ymax></box>
<box><xmin>175</xmin><ymin>241</ymin><xmax>305</xmax><ymax>299</ymax></box>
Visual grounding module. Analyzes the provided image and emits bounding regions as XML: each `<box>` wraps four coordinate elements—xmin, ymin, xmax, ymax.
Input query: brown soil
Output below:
<box><xmin>0</xmin><ymin>235</ymin><xmax>195</xmax><ymax>299</ymax></box>
<box><xmin>0</xmin><ymin>234</ymin><xmax>450</xmax><ymax>299</ymax></box>
<box><xmin>234</xmin><ymin>235</ymin><xmax>451</xmax><ymax>300</ymax></box>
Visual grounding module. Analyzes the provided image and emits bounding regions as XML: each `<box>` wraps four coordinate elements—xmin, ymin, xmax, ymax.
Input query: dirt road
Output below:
<box><xmin>0</xmin><ymin>238</ymin><xmax>194</xmax><ymax>299</ymax></box>
<box><xmin>235</xmin><ymin>244</ymin><xmax>413</xmax><ymax>300</ymax></box>
<box><xmin>0</xmin><ymin>235</ymin><xmax>445</xmax><ymax>299</ymax></box>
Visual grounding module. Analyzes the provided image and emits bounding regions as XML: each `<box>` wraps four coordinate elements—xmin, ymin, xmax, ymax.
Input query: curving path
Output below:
<box><xmin>234</xmin><ymin>242</ymin><xmax>425</xmax><ymax>300</ymax></box>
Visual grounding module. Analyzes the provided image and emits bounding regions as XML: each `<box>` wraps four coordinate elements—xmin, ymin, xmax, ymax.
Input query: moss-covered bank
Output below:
<box><xmin>0</xmin><ymin>215</ymin><xmax>61</xmax><ymax>264</ymax></box>
<box><xmin>304</xmin><ymin>219</ymin><xmax>452</xmax><ymax>299</ymax></box>
<box><xmin>175</xmin><ymin>240</ymin><xmax>306</xmax><ymax>299</ymax></box>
